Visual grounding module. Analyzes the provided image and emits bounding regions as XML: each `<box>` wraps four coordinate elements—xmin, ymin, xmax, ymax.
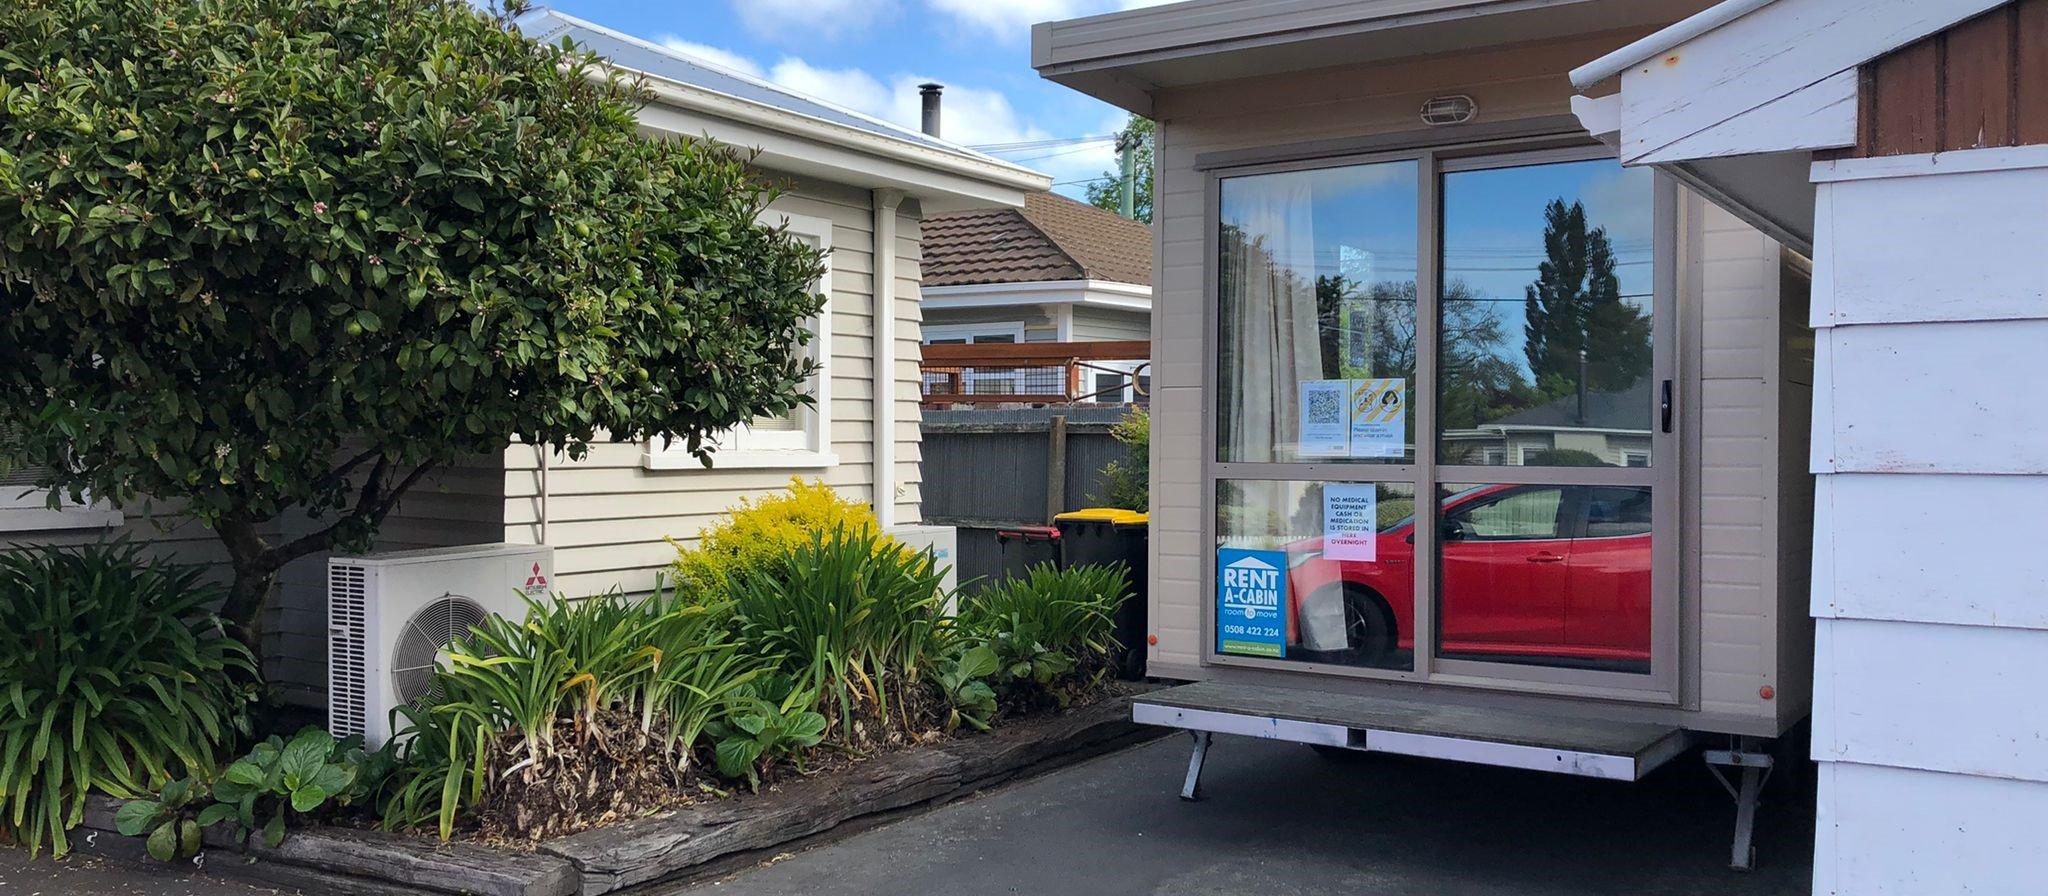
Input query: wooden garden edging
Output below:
<box><xmin>67</xmin><ymin>692</ymin><xmax>1160</xmax><ymax>895</ymax></box>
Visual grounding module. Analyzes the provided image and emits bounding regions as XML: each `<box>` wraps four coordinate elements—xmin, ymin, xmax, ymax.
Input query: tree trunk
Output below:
<box><xmin>221</xmin><ymin>563</ymin><xmax>278</xmax><ymax>660</ymax></box>
<box><xmin>215</xmin><ymin>516</ymin><xmax>280</xmax><ymax>660</ymax></box>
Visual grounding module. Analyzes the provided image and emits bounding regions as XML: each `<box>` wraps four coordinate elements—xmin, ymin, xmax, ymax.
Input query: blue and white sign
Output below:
<box><xmin>1217</xmin><ymin>548</ymin><xmax>1287</xmax><ymax>658</ymax></box>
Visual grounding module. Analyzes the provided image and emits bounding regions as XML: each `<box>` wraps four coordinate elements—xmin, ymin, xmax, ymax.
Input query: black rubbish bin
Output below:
<box><xmin>1052</xmin><ymin>509</ymin><xmax>1150</xmax><ymax>680</ymax></box>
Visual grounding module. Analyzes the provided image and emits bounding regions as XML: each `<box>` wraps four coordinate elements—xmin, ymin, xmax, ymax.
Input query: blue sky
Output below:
<box><xmin>527</xmin><ymin>0</ymin><xmax>1175</xmax><ymax>199</ymax></box>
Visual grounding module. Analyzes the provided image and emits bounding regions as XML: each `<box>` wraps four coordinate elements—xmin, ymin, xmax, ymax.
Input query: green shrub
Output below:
<box><xmin>1091</xmin><ymin>408</ymin><xmax>1150</xmax><ymax>511</ymax></box>
<box><xmin>957</xmin><ymin>563</ymin><xmax>1128</xmax><ymax>709</ymax></box>
<box><xmin>0</xmin><ymin>0</ymin><xmax>830</xmax><ymax>647</ymax></box>
<box><xmin>960</xmin><ymin>563</ymin><xmax>1126</xmax><ymax>662</ymax></box>
<box><xmin>709</xmin><ymin>674</ymin><xmax>827</xmax><ymax>792</ymax></box>
<box><xmin>934</xmin><ymin>646</ymin><xmax>1000</xmax><ymax>733</ymax></box>
<box><xmin>381</xmin><ymin>583</ymin><xmax>760</xmax><ymax>840</ymax></box>
<box><xmin>728</xmin><ymin>527</ymin><xmax>951</xmax><ymax>744</ymax></box>
<box><xmin>119</xmin><ymin>727</ymin><xmax>382</xmax><ymax>860</ymax></box>
<box><xmin>670</xmin><ymin>479</ymin><xmax>896</xmax><ymax>596</ymax></box>
<box><xmin>0</xmin><ymin>544</ymin><xmax>255</xmax><ymax>857</ymax></box>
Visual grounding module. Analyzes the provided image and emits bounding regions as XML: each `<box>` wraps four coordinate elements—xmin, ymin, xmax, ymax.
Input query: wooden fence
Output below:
<box><xmin>919</xmin><ymin>407</ymin><xmax>1139</xmax><ymax>590</ymax></box>
<box><xmin>920</xmin><ymin>340</ymin><xmax>1150</xmax><ymax>408</ymax></box>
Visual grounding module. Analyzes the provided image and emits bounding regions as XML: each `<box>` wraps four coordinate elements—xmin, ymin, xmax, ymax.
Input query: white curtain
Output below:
<box><xmin>1221</xmin><ymin>171</ymin><xmax>1323</xmax><ymax>465</ymax></box>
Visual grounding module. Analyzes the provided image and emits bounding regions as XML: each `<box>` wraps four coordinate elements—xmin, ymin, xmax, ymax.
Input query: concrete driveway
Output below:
<box><xmin>678</xmin><ymin>733</ymin><xmax>1814</xmax><ymax>896</ymax></box>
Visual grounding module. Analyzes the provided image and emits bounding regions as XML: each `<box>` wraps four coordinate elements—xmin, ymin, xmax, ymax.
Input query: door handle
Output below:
<box><xmin>1660</xmin><ymin>379</ymin><xmax>1674</xmax><ymax>433</ymax></box>
<box><xmin>1525</xmin><ymin>552</ymin><xmax>1566</xmax><ymax>563</ymax></box>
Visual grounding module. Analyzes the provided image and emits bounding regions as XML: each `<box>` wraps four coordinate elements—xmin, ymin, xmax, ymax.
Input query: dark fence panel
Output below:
<box><xmin>921</xmin><ymin>407</ymin><xmax>1138</xmax><ymax>591</ymax></box>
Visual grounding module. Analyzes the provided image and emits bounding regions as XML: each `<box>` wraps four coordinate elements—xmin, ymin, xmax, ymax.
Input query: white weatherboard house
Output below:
<box><xmin>0</xmin><ymin>11</ymin><xmax>1047</xmax><ymax>704</ymax></box>
<box><xmin>1037</xmin><ymin>0</ymin><xmax>2047</xmax><ymax>888</ymax></box>
<box><xmin>1574</xmin><ymin>0</ymin><xmax>2048</xmax><ymax>891</ymax></box>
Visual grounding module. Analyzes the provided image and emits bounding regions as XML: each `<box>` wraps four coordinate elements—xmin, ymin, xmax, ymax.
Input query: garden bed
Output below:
<box><xmin>66</xmin><ymin>690</ymin><xmax>1160</xmax><ymax>895</ymax></box>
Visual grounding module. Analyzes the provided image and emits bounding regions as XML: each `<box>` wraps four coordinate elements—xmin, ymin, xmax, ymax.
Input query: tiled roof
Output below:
<box><xmin>921</xmin><ymin>193</ymin><xmax>1153</xmax><ymax>288</ymax></box>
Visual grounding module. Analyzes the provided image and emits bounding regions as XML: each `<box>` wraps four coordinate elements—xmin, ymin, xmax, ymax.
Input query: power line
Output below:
<box><xmin>1007</xmin><ymin>143</ymin><xmax>1115</xmax><ymax>164</ymax></box>
<box><xmin>969</xmin><ymin>135</ymin><xmax>1116</xmax><ymax>152</ymax></box>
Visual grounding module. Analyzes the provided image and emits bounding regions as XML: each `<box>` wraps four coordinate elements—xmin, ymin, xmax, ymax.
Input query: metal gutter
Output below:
<box><xmin>1569</xmin><ymin>0</ymin><xmax>1775</xmax><ymax>89</ymax></box>
<box><xmin>524</xmin><ymin>12</ymin><xmax>1051</xmax><ymax>198</ymax></box>
<box><xmin>872</xmin><ymin>190</ymin><xmax>905</xmax><ymax>529</ymax></box>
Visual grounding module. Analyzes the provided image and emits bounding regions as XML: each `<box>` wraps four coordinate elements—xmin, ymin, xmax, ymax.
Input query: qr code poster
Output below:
<box><xmin>1348</xmin><ymin>378</ymin><xmax>1405</xmax><ymax>458</ymax></box>
<box><xmin>1297</xmin><ymin>379</ymin><xmax>1349</xmax><ymax>457</ymax></box>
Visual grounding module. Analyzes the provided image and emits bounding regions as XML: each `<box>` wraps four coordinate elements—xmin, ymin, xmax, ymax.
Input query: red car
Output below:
<box><xmin>1283</xmin><ymin>484</ymin><xmax>1652</xmax><ymax>669</ymax></box>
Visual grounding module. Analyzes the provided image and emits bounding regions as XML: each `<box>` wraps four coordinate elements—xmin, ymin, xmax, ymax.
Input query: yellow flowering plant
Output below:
<box><xmin>668</xmin><ymin>478</ymin><xmax>901</xmax><ymax>596</ymax></box>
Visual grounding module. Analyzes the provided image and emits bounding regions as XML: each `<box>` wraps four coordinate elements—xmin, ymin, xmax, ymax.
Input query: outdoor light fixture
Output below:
<box><xmin>1420</xmin><ymin>94</ymin><xmax>1478</xmax><ymax>126</ymax></box>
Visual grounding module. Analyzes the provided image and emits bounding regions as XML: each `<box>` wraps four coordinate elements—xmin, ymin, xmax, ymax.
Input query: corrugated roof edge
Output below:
<box><xmin>517</xmin><ymin>9</ymin><xmax>1050</xmax><ymax>190</ymax></box>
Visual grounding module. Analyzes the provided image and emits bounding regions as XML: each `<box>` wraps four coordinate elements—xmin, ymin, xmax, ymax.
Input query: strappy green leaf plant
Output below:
<box><xmin>0</xmin><ymin>544</ymin><xmax>255</xmax><ymax>857</ymax></box>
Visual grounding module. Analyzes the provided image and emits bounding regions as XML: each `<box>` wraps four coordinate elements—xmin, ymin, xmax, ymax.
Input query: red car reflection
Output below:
<box><xmin>1284</xmin><ymin>484</ymin><xmax>1651</xmax><ymax>668</ymax></box>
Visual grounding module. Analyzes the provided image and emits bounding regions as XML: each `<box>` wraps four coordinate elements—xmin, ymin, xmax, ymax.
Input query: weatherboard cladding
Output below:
<box><xmin>921</xmin><ymin>193</ymin><xmax>1154</xmax><ymax>287</ymax></box>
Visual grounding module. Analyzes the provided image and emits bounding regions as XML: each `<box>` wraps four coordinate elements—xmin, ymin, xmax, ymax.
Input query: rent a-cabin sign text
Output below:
<box><xmin>1217</xmin><ymin>549</ymin><xmax>1287</xmax><ymax>657</ymax></box>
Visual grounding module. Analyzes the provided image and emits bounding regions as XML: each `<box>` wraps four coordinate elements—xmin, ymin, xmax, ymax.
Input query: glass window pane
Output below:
<box><xmin>1216</xmin><ymin>479</ymin><xmax>1418</xmax><ymax>672</ymax></box>
<box><xmin>1437</xmin><ymin>158</ymin><xmax>1655</xmax><ymax>467</ymax></box>
<box><xmin>1217</xmin><ymin>162</ymin><xmax>1420</xmax><ymax>464</ymax></box>
<box><xmin>1436</xmin><ymin>483</ymin><xmax>1652</xmax><ymax>674</ymax></box>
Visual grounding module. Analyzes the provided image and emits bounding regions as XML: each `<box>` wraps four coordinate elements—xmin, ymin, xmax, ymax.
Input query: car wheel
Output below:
<box><xmin>1313</xmin><ymin>587</ymin><xmax>1394</xmax><ymax>667</ymax></box>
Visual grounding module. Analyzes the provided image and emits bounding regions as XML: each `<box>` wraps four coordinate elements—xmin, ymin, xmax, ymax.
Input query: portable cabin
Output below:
<box><xmin>1033</xmin><ymin>0</ymin><xmax>1812</xmax><ymax>866</ymax></box>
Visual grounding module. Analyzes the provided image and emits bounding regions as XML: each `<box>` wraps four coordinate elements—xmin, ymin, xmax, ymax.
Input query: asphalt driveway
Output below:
<box><xmin>1</xmin><ymin>732</ymin><xmax>1813</xmax><ymax>895</ymax></box>
<box><xmin>677</xmin><ymin>733</ymin><xmax>1814</xmax><ymax>896</ymax></box>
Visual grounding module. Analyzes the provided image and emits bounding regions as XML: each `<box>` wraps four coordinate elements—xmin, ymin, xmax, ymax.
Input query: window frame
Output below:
<box><xmin>1197</xmin><ymin>133</ymin><xmax>1683</xmax><ymax>703</ymax></box>
<box><xmin>0</xmin><ymin>484</ymin><xmax>124</xmax><ymax>532</ymax></box>
<box><xmin>643</xmin><ymin>209</ymin><xmax>837</xmax><ymax>471</ymax></box>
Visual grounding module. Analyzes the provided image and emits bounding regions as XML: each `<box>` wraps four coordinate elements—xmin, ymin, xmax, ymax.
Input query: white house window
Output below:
<box><xmin>644</xmin><ymin>210</ymin><xmax>837</xmax><ymax>471</ymax></box>
<box><xmin>921</xmin><ymin>323</ymin><xmax>1034</xmax><ymax>395</ymax></box>
<box><xmin>0</xmin><ymin>427</ymin><xmax>123</xmax><ymax>531</ymax></box>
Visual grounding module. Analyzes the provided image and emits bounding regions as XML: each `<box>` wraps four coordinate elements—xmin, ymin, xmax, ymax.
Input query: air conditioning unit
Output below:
<box><xmin>888</xmin><ymin>524</ymin><xmax>958</xmax><ymax>596</ymax></box>
<box><xmin>328</xmin><ymin>544</ymin><xmax>553</xmax><ymax>747</ymax></box>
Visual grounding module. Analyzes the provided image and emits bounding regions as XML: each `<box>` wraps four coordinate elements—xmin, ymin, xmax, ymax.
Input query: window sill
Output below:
<box><xmin>642</xmin><ymin>450</ymin><xmax>840</xmax><ymax>472</ymax></box>
<box><xmin>0</xmin><ymin>504</ymin><xmax>125</xmax><ymax>532</ymax></box>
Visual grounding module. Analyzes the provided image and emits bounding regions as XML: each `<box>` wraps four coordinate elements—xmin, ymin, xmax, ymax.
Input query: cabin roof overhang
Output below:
<box><xmin>1567</xmin><ymin>0</ymin><xmax>2013</xmax><ymax>253</ymax></box>
<box><xmin>1032</xmin><ymin>0</ymin><xmax>1714</xmax><ymax>117</ymax></box>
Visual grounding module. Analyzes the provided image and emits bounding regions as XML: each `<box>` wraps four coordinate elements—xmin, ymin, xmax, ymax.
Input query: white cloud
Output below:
<box><xmin>629</xmin><ymin>40</ymin><xmax>1125</xmax><ymax>193</ymax></box>
<box><xmin>769</xmin><ymin>58</ymin><xmax>1122</xmax><ymax>187</ymax></box>
<box><xmin>923</xmin><ymin>0</ymin><xmax>1088</xmax><ymax>43</ymax></box>
<box><xmin>732</xmin><ymin>0</ymin><xmax>896</xmax><ymax>43</ymax></box>
<box><xmin>657</xmin><ymin>37</ymin><xmax>763</xmax><ymax>78</ymax></box>
<box><xmin>920</xmin><ymin>0</ymin><xmax>1186</xmax><ymax>44</ymax></box>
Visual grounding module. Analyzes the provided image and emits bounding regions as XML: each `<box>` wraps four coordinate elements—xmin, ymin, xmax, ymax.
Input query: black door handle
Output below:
<box><xmin>1660</xmin><ymin>380</ymin><xmax>1674</xmax><ymax>433</ymax></box>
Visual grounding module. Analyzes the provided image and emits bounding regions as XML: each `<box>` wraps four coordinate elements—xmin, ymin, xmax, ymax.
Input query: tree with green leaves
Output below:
<box><xmin>1521</xmin><ymin>200</ymin><xmax>1650</xmax><ymax>400</ymax></box>
<box><xmin>0</xmin><ymin>0</ymin><xmax>827</xmax><ymax>652</ymax></box>
<box><xmin>1084</xmin><ymin>115</ymin><xmax>1153</xmax><ymax>224</ymax></box>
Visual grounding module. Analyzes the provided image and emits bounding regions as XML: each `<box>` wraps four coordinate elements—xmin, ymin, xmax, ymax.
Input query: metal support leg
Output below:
<box><xmin>1705</xmin><ymin>737</ymin><xmax>1775</xmax><ymax>871</ymax></box>
<box><xmin>1180</xmin><ymin>730</ymin><xmax>1212</xmax><ymax>801</ymax></box>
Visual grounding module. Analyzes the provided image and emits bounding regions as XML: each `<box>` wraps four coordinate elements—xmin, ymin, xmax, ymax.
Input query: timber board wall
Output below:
<box><xmin>1835</xmin><ymin>0</ymin><xmax>2048</xmax><ymax>157</ymax></box>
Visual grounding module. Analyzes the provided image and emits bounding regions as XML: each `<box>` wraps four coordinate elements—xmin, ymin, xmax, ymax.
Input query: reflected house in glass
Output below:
<box><xmin>1442</xmin><ymin>377</ymin><xmax>1655</xmax><ymax>467</ymax></box>
<box><xmin>1034</xmin><ymin>0</ymin><xmax>1822</xmax><ymax>870</ymax></box>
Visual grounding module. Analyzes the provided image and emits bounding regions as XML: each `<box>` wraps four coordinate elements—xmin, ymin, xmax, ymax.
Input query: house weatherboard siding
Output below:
<box><xmin>1805</xmin><ymin>146</ymin><xmax>2048</xmax><ymax>896</ymax></box>
<box><xmin>505</xmin><ymin>178</ymin><xmax>928</xmax><ymax>599</ymax></box>
<box><xmin>1569</xmin><ymin>0</ymin><xmax>2048</xmax><ymax>888</ymax></box>
<box><xmin>1069</xmin><ymin>306</ymin><xmax>1150</xmax><ymax>342</ymax></box>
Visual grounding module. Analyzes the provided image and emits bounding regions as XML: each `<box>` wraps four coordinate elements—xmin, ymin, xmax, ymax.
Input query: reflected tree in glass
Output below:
<box><xmin>1522</xmin><ymin>199</ymin><xmax>1651</xmax><ymax>401</ymax></box>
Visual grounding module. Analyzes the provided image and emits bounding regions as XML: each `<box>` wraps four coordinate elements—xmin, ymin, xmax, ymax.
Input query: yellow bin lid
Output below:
<box><xmin>1054</xmin><ymin>508</ymin><xmax>1149</xmax><ymax>525</ymax></box>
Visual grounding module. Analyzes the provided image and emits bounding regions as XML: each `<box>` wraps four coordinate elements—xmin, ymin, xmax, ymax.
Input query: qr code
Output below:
<box><xmin>1305</xmin><ymin>390</ymin><xmax>1343</xmax><ymax>424</ymax></box>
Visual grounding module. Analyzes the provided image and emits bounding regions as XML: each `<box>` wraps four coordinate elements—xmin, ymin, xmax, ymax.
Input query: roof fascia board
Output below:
<box><xmin>1569</xmin><ymin>0</ymin><xmax>1774</xmax><ymax>88</ymax></box>
<box><xmin>1630</xmin><ymin>67</ymin><xmax>1856</xmax><ymax>165</ymax></box>
<box><xmin>1036</xmin><ymin>0</ymin><xmax>1585</xmax><ymax>74</ymax></box>
<box><xmin>530</xmin><ymin>10</ymin><xmax>1048</xmax><ymax>197</ymax></box>
<box><xmin>922</xmin><ymin>279</ymin><xmax>1152</xmax><ymax>311</ymax></box>
<box><xmin>1603</xmin><ymin>0</ymin><xmax>2003</xmax><ymax>166</ymax></box>
<box><xmin>630</xmin><ymin>86</ymin><xmax>1044</xmax><ymax>207</ymax></box>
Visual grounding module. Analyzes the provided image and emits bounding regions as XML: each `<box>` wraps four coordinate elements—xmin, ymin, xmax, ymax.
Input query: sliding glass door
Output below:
<box><xmin>1208</xmin><ymin>141</ymin><xmax>1678</xmax><ymax>698</ymax></box>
